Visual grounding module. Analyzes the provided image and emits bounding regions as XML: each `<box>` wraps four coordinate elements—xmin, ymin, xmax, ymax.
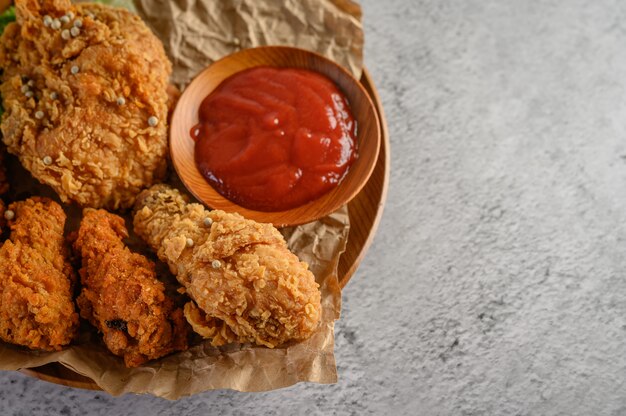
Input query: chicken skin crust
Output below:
<box><xmin>74</xmin><ymin>208</ymin><xmax>188</xmax><ymax>367</ymax></box>
<box><xmin>0</xmin><ymin>197</ymin><xmax>78</xmax><ymax>351</ymax></box>
<box><xmin>0</xmin><ymin>0</ymin><xmax>171</xmax><ymax>209</ymax></box>
<box><xmin>133</xmin><ymin>185</ymin><xmax>322</xmax><ymax>348</ymax></box>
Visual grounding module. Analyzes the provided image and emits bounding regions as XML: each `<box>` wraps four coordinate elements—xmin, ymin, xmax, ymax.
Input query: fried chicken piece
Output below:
<box><xmin>0</xmin><ymin>0</ymin><xmax>171</xmax><ymax>209</ymax></box>
<box><xmin>133</xmin><ymin>185</ymin><xmax>322</xmax><ymax>348</ymax></box>
<box><xmin>0</xmin><ymin>197</ymin><xmax>78</xmax><ymax>350</ymax></box>
<box><xmin>74</xmin><ymin>209</ymin><xmax>188</xmax><ymax>367</ymax></box>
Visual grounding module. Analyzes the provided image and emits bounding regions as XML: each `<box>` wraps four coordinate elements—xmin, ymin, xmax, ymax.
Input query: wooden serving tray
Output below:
<box><xmin>18</xmin><ymin>68</ymin><xmax>390</xmax><ymax>391</ymax></box>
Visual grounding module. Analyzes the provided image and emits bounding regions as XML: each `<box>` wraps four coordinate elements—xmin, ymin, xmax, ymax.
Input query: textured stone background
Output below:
<box><xmin>3</xmin><ymin>0</ymin><xmax>626</xmax><ymax>414</ymax></box>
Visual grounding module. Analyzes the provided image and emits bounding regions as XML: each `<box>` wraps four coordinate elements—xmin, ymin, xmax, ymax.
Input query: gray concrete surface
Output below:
<box><xmin>3</xmin><ymin>0</ymin><xmax>626</xmax><ymax>414</ymax></box>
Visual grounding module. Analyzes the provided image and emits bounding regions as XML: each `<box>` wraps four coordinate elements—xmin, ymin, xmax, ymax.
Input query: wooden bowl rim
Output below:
<box><xmin>170</xmin><ymin>45</ymin><xmax>381</xmax><ymax>227</ymax></box>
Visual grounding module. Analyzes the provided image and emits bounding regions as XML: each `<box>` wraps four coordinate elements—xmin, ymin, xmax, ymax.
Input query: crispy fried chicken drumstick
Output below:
<box><xmin>133</xmin><ymin>185</ymin><xmax>322</xmax><ymax>348</ymax></box>
<box><xmin>0</xmin><ymin>0</ymin><xmax>171</xmax><ymax>209</ymax></box>
<box><xmin>0</xmin><ymin>197</ymin><xmax>78</xmax><ymax>350</ymax></box>
<box><xmin>74</xmin><ymin>209</ymin><xmax>188</xmax><ymax>367</ymax></box>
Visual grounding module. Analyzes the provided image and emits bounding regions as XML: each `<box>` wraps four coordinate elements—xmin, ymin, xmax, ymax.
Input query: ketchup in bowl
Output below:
<box><xmin>191</xmin><ymin>67</ymin><xmax>358</xmax><ymax>212</ymax></box>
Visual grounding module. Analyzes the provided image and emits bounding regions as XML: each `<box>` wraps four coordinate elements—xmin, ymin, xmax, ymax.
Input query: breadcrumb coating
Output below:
<box><xmin>74</xmin><ymin>208</ymin><xmax>188</xmax><ymax>367</ymax></box>
<box><xmin>0</xmin><ymin>0</ymin><xmax>171</xmax><ymax>209</ymax></box>
<box><xmin>0</xmin><ymin>197</ymin><xmax>78</xmax><ymax>351</ymax></box>
<box><xmin>133</xmin><ymin>185</ymin><xmax>322</xmax><ymax>348</ymax></box>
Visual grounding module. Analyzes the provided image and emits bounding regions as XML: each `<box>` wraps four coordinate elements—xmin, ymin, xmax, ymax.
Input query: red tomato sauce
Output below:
<box><xmin>192</xmin><ymin>67</ymin><xmax>358</xmax><ymax>212</ymax></box>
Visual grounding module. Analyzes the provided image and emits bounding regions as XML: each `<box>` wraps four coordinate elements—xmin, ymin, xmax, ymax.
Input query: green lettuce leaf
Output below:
<box><xmin>0</xmin><ymin>6</ymin><xmax>15</xmax><ymax>35</ymax></box>
<box><xmin>0</xmin><ymin>6</ymin><xmax>15</xmax><ymax>118</ymax></box>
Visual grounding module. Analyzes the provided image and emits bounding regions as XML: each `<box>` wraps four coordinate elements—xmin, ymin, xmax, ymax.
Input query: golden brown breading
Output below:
<box><xmin>74</xmin><ymin>208</ymin><xmax>188</xmax><ymax>367</ymax></box>
<box><xmin>133</xmin><ymin>185</ymin><xmax>322</xmax><ymax>348</ymax></box>
<box><xmin>0</xmin><ymin>0</ymin><xmax>171</xmax><ymax>209</ymax></box>
<box><xmin>0</xmin><ymin>197</ymin><xmax>78</xmax><ymax>350</ymax></box>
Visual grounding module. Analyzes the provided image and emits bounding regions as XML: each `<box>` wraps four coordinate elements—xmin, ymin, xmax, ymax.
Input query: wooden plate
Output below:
<box><xmin>18</xmin><ymin>68</ymin><xmax>390</xmax><ymax>391</ymax></box>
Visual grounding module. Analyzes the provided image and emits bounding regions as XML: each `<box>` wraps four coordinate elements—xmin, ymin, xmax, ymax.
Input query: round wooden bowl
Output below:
<box><xmin>170</xmin><ymin>46</ymin><xmax>381</xmax><ymax>227</ymax></box>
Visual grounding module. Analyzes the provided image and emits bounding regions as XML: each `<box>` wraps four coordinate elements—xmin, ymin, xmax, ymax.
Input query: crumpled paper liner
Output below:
<box><xmin>0</xmin><ymin>0</ymin><xmax>364</xmax><ymax>399</ymax></box>
<box><xmin>133</xmin><ymin>0</ymin><xmax>364</xmax><ymax>88</ymax></box>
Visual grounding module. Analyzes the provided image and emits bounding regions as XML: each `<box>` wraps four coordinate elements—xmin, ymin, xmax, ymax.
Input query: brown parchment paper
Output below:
<box><xmin>133</xmin><ymin>0</ymin><xmax>364</xmax><ymax>87</ymax></box>
<box><xmin>0</xmin><ymin>0</ymin><xmax>364</xmax><ymax>399</ymax></box>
